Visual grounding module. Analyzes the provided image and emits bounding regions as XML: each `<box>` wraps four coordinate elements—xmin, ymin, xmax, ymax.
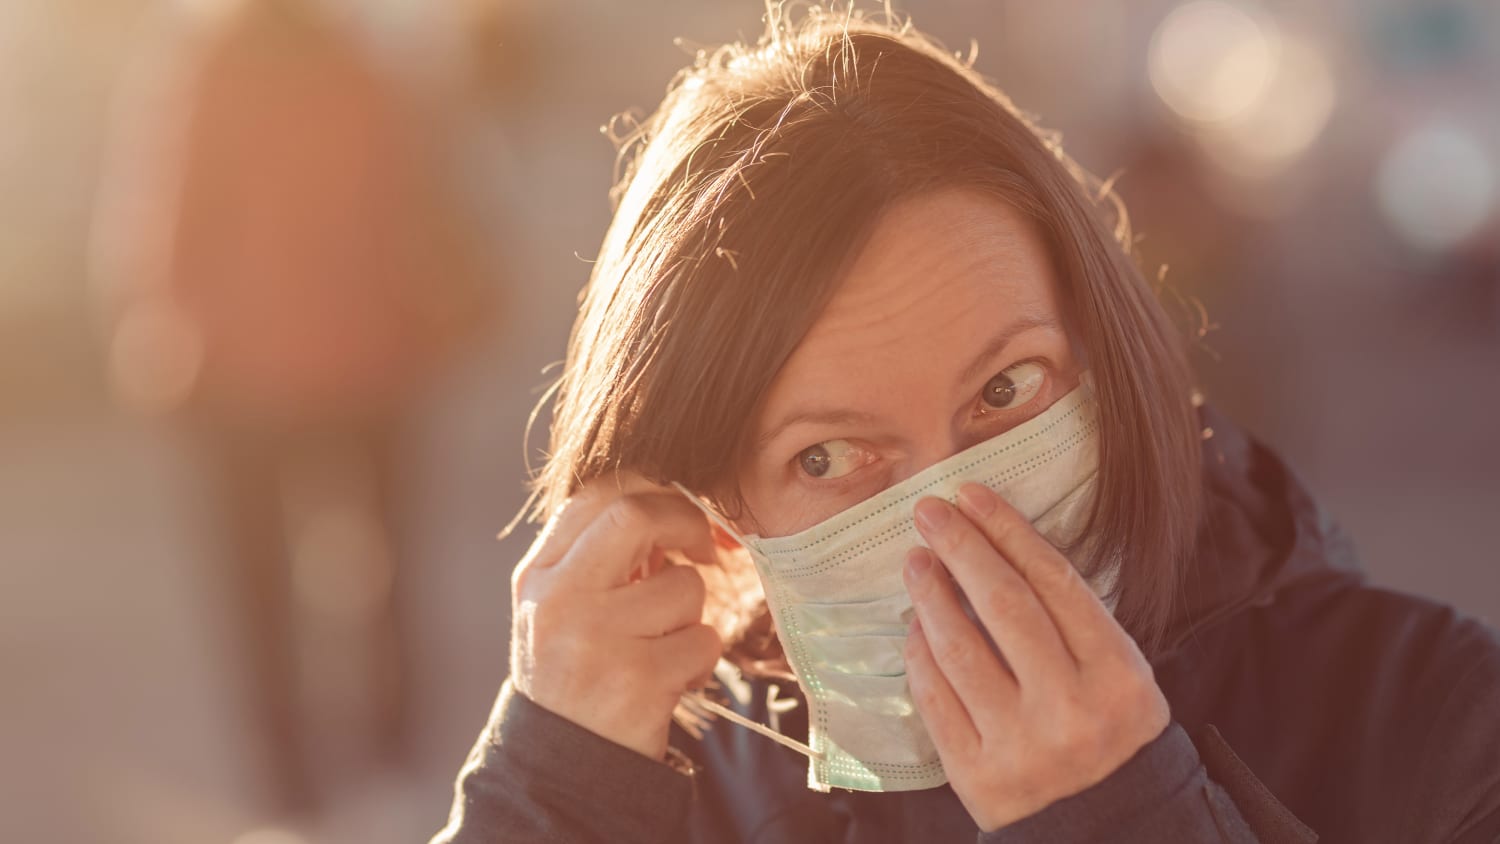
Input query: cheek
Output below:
<box><xmin>730</xmin><ymin>462</ymin><xmax>780</xmax><ymax>537</ymax></box>
<box><xmin>732</xmin><ymin>461</ymin><xmax>838</xmax><ymax>538</ymax></box>
<box><xmin>736</xmin><ymin>488</ymin><xmax>814</xmax><ymax>538</ymax></box>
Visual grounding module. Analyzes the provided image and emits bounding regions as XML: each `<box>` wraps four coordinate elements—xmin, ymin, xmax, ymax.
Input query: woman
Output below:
<box><xmin>435</xmin><ymin>8</ymin><xmax>1500</xmax><ymax>843</ymax></box>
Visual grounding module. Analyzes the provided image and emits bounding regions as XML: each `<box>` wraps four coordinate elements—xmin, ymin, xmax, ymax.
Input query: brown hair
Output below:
<box><xmin>528</xmin><ymin>5</ymin><xmax>1202</xmax><ymax>659</ymax></box>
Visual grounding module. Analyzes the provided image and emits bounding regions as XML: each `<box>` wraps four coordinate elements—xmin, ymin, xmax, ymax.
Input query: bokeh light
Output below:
<box><xmin>1148</xmin><ymin>0</ymin><xmax>1278</xmax><ymax>125</ymax></box>
<box><xmin>1199</xmin><ymin>34</ymin><xmax>1337</xmax><ymax>179</ymax></box>
<box><xmin>1376</xmin><ymin>120</ymin><xmax>1497</xmax><ymax>252</ymax></box>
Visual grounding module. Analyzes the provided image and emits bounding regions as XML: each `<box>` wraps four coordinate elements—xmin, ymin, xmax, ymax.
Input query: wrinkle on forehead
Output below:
<box><xmin>785</xmin><ymin>188</ymin><xmax>1057</xmax><ymax>368</ymax></box>
<box><xmin>753</xmin><ymin>186</ymin><xmax>1065</xmax><ymax>438</ymax></box>
<box><xmin>829</xmin><ymin>191</ymin><xmax>1047</xmax><ymax>322</ymax></box>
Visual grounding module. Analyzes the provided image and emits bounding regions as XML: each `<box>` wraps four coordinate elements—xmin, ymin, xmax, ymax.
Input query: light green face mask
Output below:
<box><xmin>678</xmin><ymin>379</ymin><xmax>1115</xmax><ymax>793</ymax></box>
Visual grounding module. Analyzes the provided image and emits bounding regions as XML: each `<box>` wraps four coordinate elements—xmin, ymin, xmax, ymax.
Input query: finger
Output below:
<box><xmin>954</xmin><ymin>483</ymin><xmax>1120</xmax><ymax>662</ymax></box>
<box><xmin>905</xmin><ymin>617</ymin><xmax>981</xmax><ymax>753</ymax></box>
<box><xmin>608</xmin><ymin>563</ymin><xmax>707</xmax><ymax>637</ymax></box>
<box><xmin>560</xmin><ymin>492</ymin><xmax>718</xmax><ymax>590</ymax></box>
<box><xmin>903</xmin><ymin>547</ymin><xmax>1017</xmax><ymax>728</ymax></box>
<box><xmin>647</xmin><ymin>622</ymin><xmax>722</xmax><ymax>691</ymax></box>
<box><xmin>913</xmin><ymin>496</ymin><xmax>1075</xmax><ymax>687</ymax></box>
<box><xmin>517</xmin><ymin>472</ymin><xmax>666</xmax><ymax>574</ymax></box>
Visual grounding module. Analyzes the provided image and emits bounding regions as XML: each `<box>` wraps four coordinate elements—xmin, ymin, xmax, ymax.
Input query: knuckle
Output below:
<box><xmin>670</xmin><ymin>564</ymin><xmax>708</xmax><ymax>606</ymax></box>
<box><xmin>602</xmin><ymin>495</ymin><xmax>653</xmax><ymax>535</ymax></box>
<box><xmin>1054</xmin><ymin>682</ymin><xmax>1088</xmax><ymax>718</ymax></box>
<box><xmin>513</xmin><ymin>541</ymin><xmax>558</xmax><ymax>597</ymax></box>
<box><xmin>930</xmin><ymin>631</ymin><xmax>974</xmax><ymax>668</ymax></box>
<box><xmin>513</xmin><ymin>553</ymin><xmax>554</xmax><ymax>593</ymax></box>
<box><xmin>979</xmin><ymin>581</ymin><xmax>1026</xmax><ymax>620</ymax></box>
<box><xmin>570</xmin><ymin>479</ymin><xmax>625</xmax><ymax>512</ymax></box>
<box><xmin>985</xmin><ymin>511</ymin><xmax>1026</xmax><ymax>547</ymax></box>
<box><xmin>912</xmin><ymin>678</ymin><xmax>945</xmax><ymax>712</ymax></box>
<box><xmin>953</xmin><ymin>740</ymin><xmax>987</xmax><ymax>771</ymax></box>
<box><xmin>942</xmin><ymin>521</ymin><xmax>984</xmax><ymax>557</ymax></box>
<box><xmin>1032</xmin><ymin>554</ymin><xmax>1077</xmax><ymax>590</ymax></box>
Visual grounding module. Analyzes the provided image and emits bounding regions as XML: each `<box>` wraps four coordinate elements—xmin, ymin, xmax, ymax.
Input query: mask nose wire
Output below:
<box><xmin>668</xmin><ymin>482</ymin><xmax>825</xmax><ymax>762</ymax></box>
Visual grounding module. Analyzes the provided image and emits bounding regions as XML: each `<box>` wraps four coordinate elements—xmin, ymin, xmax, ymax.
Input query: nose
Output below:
<box><xmin>951</xmin><ymin>422</ymin><xmax>1000</xmax><ymax>456</ymax></box>
<box><xmin>895</xmin><ymin>427</ymin><xmax>987</xmax><ymax>487</ymax></box>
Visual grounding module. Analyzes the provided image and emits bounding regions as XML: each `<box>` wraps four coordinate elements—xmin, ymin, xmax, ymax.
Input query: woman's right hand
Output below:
<box><xmin>508</xmin><ymin>476</ymin><xmax>724</xmax><ymax>761</ymax></box>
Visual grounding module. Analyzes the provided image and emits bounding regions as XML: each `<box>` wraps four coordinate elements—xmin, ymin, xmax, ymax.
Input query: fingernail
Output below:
<box><xmin>905</xmin><ymin>547</ymin><xmax>932</xmax><ymax>580</ymax></box>
<box><xmin>914</xmin><ymin>498</ymin><xmax>952</xmax><ymax>533</ymax></box>
<box><xmin>957</xmin><ymin>483</ymin><xmax>997</xmax><ymax>517</ymax></box>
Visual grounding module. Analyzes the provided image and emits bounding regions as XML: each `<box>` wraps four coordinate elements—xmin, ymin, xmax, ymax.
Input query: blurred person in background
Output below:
<box><xmin>434</xmin><ymin>5</ymin><xmax>1500</xmax><ymax>844</ymax></box>
<box><xmin>90</xmin><ymin>0</ymin><xmax>493</xmax><ymax>819</ymax></box>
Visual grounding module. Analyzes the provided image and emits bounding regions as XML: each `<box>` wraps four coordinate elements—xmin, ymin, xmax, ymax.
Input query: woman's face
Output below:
<box><xmin>736</xmin><ymin>187</ymin><xmax>1084</xmax><ymax>537</ymax></box>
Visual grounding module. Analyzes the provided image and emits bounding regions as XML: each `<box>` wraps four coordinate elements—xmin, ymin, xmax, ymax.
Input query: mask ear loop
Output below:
<box><xmin>669</xmin><ymin>482</ymin><xmax>825</xmax><ymax>762</ymax></box>
<box><xmin>669</xmin><ymin>481</ymin><xmax>750</xmax><ymax>551</ymax></box>
<box><xmin>679</xmin><ymin>690</ymin><xmax>823</xmax><ymax>760</ymax></box>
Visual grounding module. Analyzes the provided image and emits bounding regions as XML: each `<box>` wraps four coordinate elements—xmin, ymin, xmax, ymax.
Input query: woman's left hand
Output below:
<box><xmin>905</xmin><ymin>482</ymin><xmax>1171</xmax><ymax>833</ymax></box>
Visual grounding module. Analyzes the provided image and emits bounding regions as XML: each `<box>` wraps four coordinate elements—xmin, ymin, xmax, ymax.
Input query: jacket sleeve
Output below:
<box><xmin>430</xmin><ymin>680</ymin><xmax>695</xmax><ymax>844</ymax></box>
<box><xmin>978</xmin><ymin>722</ymin><xmax>1317</xmax><ymax>844</ymax></box>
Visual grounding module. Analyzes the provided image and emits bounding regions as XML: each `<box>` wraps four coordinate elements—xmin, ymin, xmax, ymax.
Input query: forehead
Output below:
<box><xmin>757</xmin><ymin>188</ymin><xmax>1064</xmax><ymax>416</ymax></box>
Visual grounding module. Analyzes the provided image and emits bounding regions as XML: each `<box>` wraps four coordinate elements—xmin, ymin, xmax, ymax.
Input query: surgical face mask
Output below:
<box><xmin>677</xmin><ymin>379</ymin><xmax>1115</xmax><ymax>793</ymax></box>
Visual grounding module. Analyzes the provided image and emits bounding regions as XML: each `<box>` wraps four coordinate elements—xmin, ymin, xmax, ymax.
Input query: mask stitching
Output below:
<box><xmin>762</xmin><ymin>417</ymin><xmax>1098</xmax><ymax>578</ymax></box>
<box><xmin>821</xmin><ymin>758</ymin><xmax>947</xmax><ymax>777</ymax></box>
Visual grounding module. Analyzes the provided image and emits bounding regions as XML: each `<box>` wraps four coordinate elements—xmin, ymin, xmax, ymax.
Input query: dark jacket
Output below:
<box><xmin>433</xmin><ymin>408</ymin><xmax>1500</xmax><ymax>843</ymax></box>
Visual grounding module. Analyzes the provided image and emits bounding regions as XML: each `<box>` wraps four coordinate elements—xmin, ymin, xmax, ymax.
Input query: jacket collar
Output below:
<box><xmin>1157</xmin><ymin>404</ymin><xmax>1364</xmax><ymax>656</ymax></box>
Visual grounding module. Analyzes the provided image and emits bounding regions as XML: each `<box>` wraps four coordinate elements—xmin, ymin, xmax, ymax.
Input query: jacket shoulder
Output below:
<box><xmin>1160</xmin><ymin>576</ymin><xmax>1500</xmax><ymax>843</ymax></box>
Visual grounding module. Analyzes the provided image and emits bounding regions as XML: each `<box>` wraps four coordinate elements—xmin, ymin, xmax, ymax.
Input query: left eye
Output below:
<box><xmin>981</xmin><ymin>361</ymin><xmax>1045</xmax><ymax>410</ymax></box>
<box><xmin>795</xmin><ymin>439</ymin><xmax>872</xmax><ymax>480</ymax></box>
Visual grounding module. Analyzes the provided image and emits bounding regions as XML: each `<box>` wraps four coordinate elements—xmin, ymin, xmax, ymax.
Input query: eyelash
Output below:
<box><xmin>790</xmin><ymin>359</ymin><xmax>1051</xmax><ymax>484</ymax></box>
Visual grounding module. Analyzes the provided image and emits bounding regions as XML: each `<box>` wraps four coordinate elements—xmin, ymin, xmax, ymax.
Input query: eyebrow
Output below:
<box><xmin>756</xmin><ymin>408</ymin><xmax>880</xmax><ymax>448</ymax></box>
<box><xmin>756</xmin><ymin>313</ymin><xmax>1062</xmax><ymax>449</ymax></box>
<box><xmin>956</xmin><ymin>312</ymin><xmax>1062</xmax><ymax>386</ymax></box>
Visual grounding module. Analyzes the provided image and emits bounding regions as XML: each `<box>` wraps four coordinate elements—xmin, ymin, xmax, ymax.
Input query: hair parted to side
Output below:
<box><xmin>527</xmin><ymin>2</ymin><xmax>1203</xmax><ymax>658</ymax></box>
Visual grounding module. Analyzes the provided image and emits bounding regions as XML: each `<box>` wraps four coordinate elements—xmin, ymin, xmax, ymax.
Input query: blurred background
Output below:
<box><xmin>1</xmin><ymin>0</ymin><xmax>1495</xmax><ymax>842</ymax></box>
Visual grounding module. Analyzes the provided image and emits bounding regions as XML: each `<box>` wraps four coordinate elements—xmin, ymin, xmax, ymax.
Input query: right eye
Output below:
<box><xmin>795</xmin><ymin>439</ymin><xmax>873</xmax><ymax>480</ymax></box>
